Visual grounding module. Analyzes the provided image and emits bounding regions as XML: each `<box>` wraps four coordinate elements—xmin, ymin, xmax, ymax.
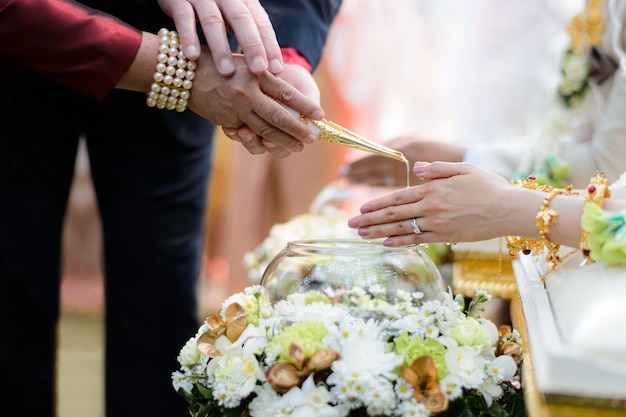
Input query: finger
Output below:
<box><xmin>240</xmin><ymin>111</ymin><xmax>306</xmax><ymax>153</ymax></box>
<box><xmin>237</xmin><ymin>126</ymin><xmax>268</xmax><ymax>155</ymax></box>
<box><xmin>195</xmin><ymin>1</ymin><xmax>236</xmax><ymax>75</ymax></box>
<box><xmin>168</xmin><ymin>2</ymin><xmax>202</xmax><ymax>59</ymax></box>
<box><xmin>221</xmin><ymin>127</ymin><xmax>241</xmax><ymax>142</ymax></box>
<box><xmin>246</xmin><ymin>0</ymin><xmax>283</xmax><ymax>73</ymax></box>
<box><xmin>262</xmin><ymin>139</ymin><xmax>293</xmax><ymax>158</ymax></box>
<box><xmin>214</xmin><ymin>0</ymin><xmax>270</xmax><ymax>74</ymax></box>
<box><xmin>259</xmin><ymin>72</ymin><xmax>324</xmax><ymax>121</ymax></box>
<box><xmin>415</xmin><ymin>161</ymin><xmax>474</xmax><ymax>180</ymax></box>
<box><xmin>358</xmin><ymin>187</ymin><xmax>423</xmax><ymax>215</ymax></box>
<box><xmin>247</xmin><ymin>98</ymin><xmax>317</xmax><ymax>148</ymax></box>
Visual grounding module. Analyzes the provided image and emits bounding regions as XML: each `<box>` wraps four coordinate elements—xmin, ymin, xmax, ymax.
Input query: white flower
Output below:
<box><xmin>394</xmin><ymin>397</ymin><xmax>431</xmax><ymax>417</ymax></box>
<box><xmin>176</xmin><ymin>336</ymin><xmax>201</xmax><ymax>367</ymax></box>
<box><xmin>331</xmin><ymin>319</ymin><xmax>403</xmax><ymax>380</ymax></box>
<box><xmin>487</xmin><ymin>355</ymin><xmax>517</xmax><ymax>383</ymax></box>
<box><xmin>364</xmin><ymin>377</ymin><xmax>397</xmax><ymax>416</ymax></box>
<box><xmin>249</xmin><ymin>383</ymin><xmax>291</xmax><ymax>417</ymax></box>
<box><xmin>444</xmin><ymin>344</ymin><xmax>486</xmax><ymax>389</ymax></box>
<box><xmin>440</xmin><ymin>374</ymin><xmax>463</xmax><ymax>400</ymax></box>
<box><xmin>282</xmin><ymin>375</ymin><xmax>341</xmax><ymax>417</ymax></box>
<box><xmin>171</xmin><ymin>370</ymin><xmax>194</xmax><ymax>395</ymax></box>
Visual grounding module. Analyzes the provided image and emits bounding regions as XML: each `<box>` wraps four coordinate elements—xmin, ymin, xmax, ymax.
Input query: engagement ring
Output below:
<box><xmin>410</xmin><ymin>218</ymin><xmax>422</xmax><ymax>234</ymax></box>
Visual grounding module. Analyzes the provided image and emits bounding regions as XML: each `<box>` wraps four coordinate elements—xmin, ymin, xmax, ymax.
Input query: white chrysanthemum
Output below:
<box><xmin>282</xmin><ymin>375</ymin><xmax>342</xmax><ymax>417</ymax></box>
<box><xmin>332</xmin><ymin>320</ymin><xmax>402</xmax><ymax>378</ymax></box>
<box><xmin>363</xmin><ymin>377</ymin><xmax>397</xmax><ymax>416</ymax></box>
<box><xmin>327</xmin><ymin>372</ymin><xmax>365</xmax><ymax>409</ymax></box>
<box><xmin>206</xmin><ymin>347</ymin><xmax>263</xmax><ymax>405</ymax></box>
<box><xmin>390</xmin><ymin>312</ymin><xmax>430</xmax><ymax>335</ymax></box>
<box><xmin>176</xmin><ymin>335</ymin><xmax>201</xmax><ymax>367</ymax></box>
<box><xmin>394</xmin><ymin>377</ymin><xmax>415</xmax><ymax>400</ymax></box>
<box><xmin>171</xmin><ymin>370</ymin><xmax>195</xmax><ymax>395</ymax></box>
<box><xmin>441</xmin><ymin>316</ymin><xmax>495</xmax><ymax>355</ymax></box>
<box><xmin>440</xmin><ymin>374</ymin><xmax>463</xmax><ymax>400</ymax></box>
<box><xmin>394</xmin><ymin>396</ymin><xmax>431</xmax><ymax>417</ymax></box>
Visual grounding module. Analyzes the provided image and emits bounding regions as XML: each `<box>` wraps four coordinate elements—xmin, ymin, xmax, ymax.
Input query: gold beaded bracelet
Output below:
<box><xmin>146</xmin><ymin>28</ymin><xmax>196</xmax><ymax>112</ymax></box>
<box><xmin>580</xmin><ymin>171</ymin><xmax>611</xmax><ymax>264</ymax></box>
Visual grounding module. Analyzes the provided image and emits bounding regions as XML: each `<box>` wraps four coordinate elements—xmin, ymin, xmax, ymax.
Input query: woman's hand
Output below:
<box><xmin>347</xmin><ymin>162</ymin><xmax>538</xmax><ymax>245</ymax></box>
<box><xmin>158</xmin><ymin>0</ymin><xmax>282</xmax><ymax>75</ymax></box>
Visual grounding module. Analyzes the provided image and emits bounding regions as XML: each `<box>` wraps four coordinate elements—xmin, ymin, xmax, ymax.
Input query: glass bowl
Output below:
<box><xmin>259</xmin><ymin>239</ymin><xmax>445</xmax><ymax>319</ymax></box>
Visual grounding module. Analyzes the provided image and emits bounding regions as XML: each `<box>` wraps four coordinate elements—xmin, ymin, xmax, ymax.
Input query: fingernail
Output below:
<box><xmin>338</xmin><ymin>165</ymin><xmax>350</xmax><ymax>176</ymax></box>
<box><xmin>219</xmin><ymin>59</ymin><xmax>234</xmax><ymax>74</ymax></box>
<box><xmin>348</xmin><ymin>218</ymin><xmax>359</xmax><ymax>228</ymax></box>
<box><xmin>269</xmin><ymin>59</ymin><xmax>283</xmax><ymax>73</ymax></box>
<box><xmin>413</xmin><ymin>165</ymin><xmax>425</xmax><ymax>174</ymax></box>
<box><xmin>264</xmin><ymin>141</ymin><xmax>277</xmax><ymax>148</ymax></box>
<box><xmin>360</xmin><ymin>204</ymin><xmax>372</xmax><ymax>214</ymax></box>
<box><xmin>186</xmin><ymin>45</ymin><xmax>199</xmax><ymax>59</ymax></box>
<box><xmin>251</xmin><ymin>56</ymin><xmax>268</xmax><ymax>73</ymax></box>
<box><xmin>383</xmin><ymin>238</ymin><xmax>394</xmax><ymax>246</ymax></box>
<box><xmin>306</xmin><ymin>132</ymin><xmax>317</xmax><ymax>144</ymax></box>
<box><xmin>358</xmin><ymin>227</ymin><xmax>370</xmax><ymax>236</ymax></box>
<box><xmin>311</xmin><ymin>110</ymin><xmax>324</xmax><ymax>120</ymax></box>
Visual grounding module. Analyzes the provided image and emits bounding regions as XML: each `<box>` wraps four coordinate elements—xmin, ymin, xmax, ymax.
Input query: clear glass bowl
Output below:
<box><xmin>260</xmin><ymin>239</ymin><xmax>445</xmax><ymax>319</ymax></box>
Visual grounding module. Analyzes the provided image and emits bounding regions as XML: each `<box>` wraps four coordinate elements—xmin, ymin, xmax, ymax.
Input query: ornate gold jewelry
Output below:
<box><xmin>146</xmin><ymin>28</ymin><xmax>196</xmax><ymax>112</ymax></box>
<box><xmin>580</xmin><ymin>171</ymin><xmax>611</xmax><ymax>263</ymax></box>
<box><xmin>298</xmin><ymin>114</ymin><xmax>407</xmax><ymax>163</ymax></box>
<box><xmin>506</xmin><ymin>176</ymin><xmax>578</xmax><ymax>280</ymax></box>
<box><xmin>535</xmin><ymin>189</ymin><xmax>563</xmax><ymax>274</ymax></box>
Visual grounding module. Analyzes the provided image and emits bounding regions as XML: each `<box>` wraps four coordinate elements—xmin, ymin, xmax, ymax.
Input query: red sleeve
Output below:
<box><xmin>281</xmin><ymin>47</ymin><xmax>312</xmax><ymax>73</ymax></box>
<box><xmin>0</xmin><ymin>0</ymin><xmax>142</xmax><ymax>100</ymax></box>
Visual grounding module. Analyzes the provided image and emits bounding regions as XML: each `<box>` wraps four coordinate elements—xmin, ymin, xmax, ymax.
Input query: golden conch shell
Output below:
<box><xmin>400</xmin><ymin>355</ymin><xmax>449</xmax><ymax>414</ymax></box>
<box><xmin>197</xmin><ymin>303</ymin><xmax>247</xmax><ymax>358</ymax></box>
<box><xmin>265</xmin><ymin>343</ymin><xmax>341</xmax><ymax>394</ymax></box>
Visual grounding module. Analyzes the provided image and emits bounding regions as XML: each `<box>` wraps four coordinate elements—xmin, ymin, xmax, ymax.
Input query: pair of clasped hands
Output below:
<box><xmin>158</xmin><ymin>0</ymin><xmax>323</xmax><ymax>158</ymax></box>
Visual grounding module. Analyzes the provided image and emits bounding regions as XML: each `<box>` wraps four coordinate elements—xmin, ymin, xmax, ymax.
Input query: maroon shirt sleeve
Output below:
<box><xmin>0</xmin><ymin>0</ymin><xmax>142</xmax><ymax>100</ymax></box>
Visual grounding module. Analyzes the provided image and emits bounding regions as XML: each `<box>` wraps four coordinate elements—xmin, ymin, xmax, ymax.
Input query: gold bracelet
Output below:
<box><xmin>146</xmin><ymin>28</ymin><xmax>196</xmax><ymax>112</ymax></box>
<box><xmin>580</xmin><ymin>171</ymin><xmax>611</xmax><ymax>263</ymax></box>
<box><xmin>506</xmin><ymin>175</ymin><xmax>578</xmax><ymax>280</ymax></box>
<box><xmin>535</xmin><ymin>189</ymin><xmax>562</xmax><ymax>275</ymax></box>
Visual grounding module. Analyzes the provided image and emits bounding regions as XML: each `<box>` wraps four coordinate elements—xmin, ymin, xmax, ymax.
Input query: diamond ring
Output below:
<box><xmin>410</xmin><ymin>218</ymin><xmax>422</xmax><ymax>234</ymax></box>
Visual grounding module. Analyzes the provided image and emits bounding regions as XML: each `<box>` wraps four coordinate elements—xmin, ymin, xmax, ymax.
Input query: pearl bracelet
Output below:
<box><xmin>146</xmin><ymin>28</ymin><xmax>196</xmax><ymax>112</ymax></box>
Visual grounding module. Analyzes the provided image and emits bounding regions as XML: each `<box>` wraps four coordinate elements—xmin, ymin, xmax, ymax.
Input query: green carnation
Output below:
<box><xmin>393</xmin><ymin>332</ymin><xmax>448</xmax><ymax>379</ymax></box>
<box><xmin>269</xmin><ymin>320</ymin><xmax>328</xmax><ymax>363</ymax></box>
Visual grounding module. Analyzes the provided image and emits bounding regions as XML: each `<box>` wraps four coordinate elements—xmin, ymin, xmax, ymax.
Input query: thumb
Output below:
<box><xmin>412</xmin><ymin>161</ymin><xmax>474</xmax><ymax>180</ymax></box>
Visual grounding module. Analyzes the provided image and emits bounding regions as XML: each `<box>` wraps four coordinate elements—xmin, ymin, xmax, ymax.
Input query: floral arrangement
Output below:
<box><xmin>581</xmin><ymin>203</ymin><xmax>626</xmax><ymax>266</ymax></box>
<box><xmin>172</xmin><ymin>285</ymin><xmax>524</xmax><ymax>417</ymax></box>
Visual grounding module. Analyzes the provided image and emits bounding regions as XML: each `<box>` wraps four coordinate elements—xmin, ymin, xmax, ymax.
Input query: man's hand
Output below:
<box><xmin>221</xmin><ymin>63</ymin><xmax>323</xmax><ymax>158</ymax></box>
<box><xmin>189</xmin><ymin>52</ymin><xmax>324</xmax><ymax>158</ymax></box>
